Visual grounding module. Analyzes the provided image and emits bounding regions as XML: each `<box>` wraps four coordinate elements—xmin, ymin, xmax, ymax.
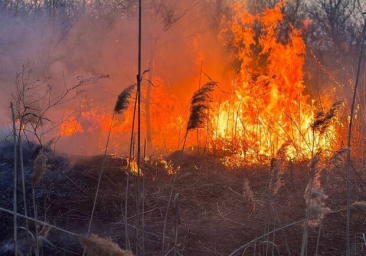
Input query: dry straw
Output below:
<box><xmin>32</xmin><ymin>150</ymin><xmax>48</xmax><ymax>187</ymax></box>
<box><xmin>114</xmin><ymin>84</ymin><xmax>136</xmax><ymax>114</ymax></box>
<box><xmin>79</xmin><ymin>234</ymin><xmax>134</xmax><ymax>256</ymax></box>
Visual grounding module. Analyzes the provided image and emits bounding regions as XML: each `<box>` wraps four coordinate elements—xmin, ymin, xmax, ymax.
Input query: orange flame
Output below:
<box><xmin>57</xmin><ymin>3</ymin><xmax>342</xmax><ymax>164</ymax></box>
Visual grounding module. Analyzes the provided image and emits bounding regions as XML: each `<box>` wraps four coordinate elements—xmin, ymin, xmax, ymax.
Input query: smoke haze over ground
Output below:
<box><xmin>0</xmin><ymin>1</ymin><xmax>234</xmax><ymax>155</ymax></box>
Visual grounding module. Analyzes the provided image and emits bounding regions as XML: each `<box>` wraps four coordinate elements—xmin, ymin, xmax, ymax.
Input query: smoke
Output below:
<box><xmin>0</xmin><ymin>2</ymin><xmax>232</xmax><ymax>155</ymax></box>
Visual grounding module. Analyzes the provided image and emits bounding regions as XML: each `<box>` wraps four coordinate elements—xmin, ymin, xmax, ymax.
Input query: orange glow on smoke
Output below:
<box><xmin>60</xmin><ymin>117</ymin><xmax>84</xmax><ymax>136</ymax></box>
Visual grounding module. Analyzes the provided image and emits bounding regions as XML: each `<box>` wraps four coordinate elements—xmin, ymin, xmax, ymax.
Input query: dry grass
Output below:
<box><xmin>79</xmin><ymin>234</ymin><xmax>134</xmax><ymax>256</ymax></box>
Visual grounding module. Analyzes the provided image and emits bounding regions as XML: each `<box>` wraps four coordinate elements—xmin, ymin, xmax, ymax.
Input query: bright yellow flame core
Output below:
<box><xmin>57</xmin><ymin>3</ymin><xmax>341</xmax><ymax>166</ymax></box>
<box><xmin>209</xmin><ymin>2</ymin><xmax>339</xmax><ymax>165</ymax></box>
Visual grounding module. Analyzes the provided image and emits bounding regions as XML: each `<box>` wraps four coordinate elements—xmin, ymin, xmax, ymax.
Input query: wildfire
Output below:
<box><xmin>208</xmin><ymin>2</ymin><xmax>341</xmax><ymax>164</ymax></box>
<box><xmin>57</xmin><ymin>3</ymin><xmax>342</xmax><ymax>165</ymax></box>
<box><xmin>60</xmin><ymin>117</ymin><xmax>84</xmax><ymax>136</ymax></box>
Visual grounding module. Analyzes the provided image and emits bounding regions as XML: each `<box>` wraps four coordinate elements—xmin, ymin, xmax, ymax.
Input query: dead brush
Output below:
<box><xmin>78</xmin><ymin>234</ymin><xmax>134</xmax><ymax>256</ymax></box>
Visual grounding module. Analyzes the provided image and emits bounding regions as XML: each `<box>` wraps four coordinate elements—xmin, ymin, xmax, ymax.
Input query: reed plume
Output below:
<box><xmin>269</xmin><ymin>142</ymin><xmax>289</xmax><ymax>196</ymax></box>
<box><xmin>243</xmin><ymin>178</ymin><xmax>255</xmax><ymax>210</ymax></box>
<box><xmin>32</xmin><ymin>150</ymin><xmax>48</xmax><ymax>187</ymax></box>
<box><xmin>114</xmin><ymin>84</ymin><xmax>136</xmax><ymax>114</ymax></box>
<box><xmin>162</xmin><ymin>81</ymin><xmax>216</xmax><ymax>252</ymax></box>
<box><xmin>303</xmin><ymin>157</ymin><xmax>330</xmax><ymax>227</ymax></box>
<box><xmin>311</xmin><ymin>101</ymin><xmax>343</xmax><ymax>134</ymax></box>
<box><xmin>79</xmin><ymin>234</ymin><xmax>134</xmax><ymax>256</ymax></box>
<box><xmin>187</xmin><ymin>81</ymin><xmax>216</xmax><ymax>130</ymax></box>
<box><xmin>349</xmin><ymin>201</ymin><xmax>366</xmax><ymax>220</ymax></box>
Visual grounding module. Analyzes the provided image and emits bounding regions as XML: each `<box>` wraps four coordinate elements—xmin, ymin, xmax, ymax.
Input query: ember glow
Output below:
<box><xmin>58</xmin><ymin>3</ymin><xmax>342</xmax><ymax>165</ymax></box>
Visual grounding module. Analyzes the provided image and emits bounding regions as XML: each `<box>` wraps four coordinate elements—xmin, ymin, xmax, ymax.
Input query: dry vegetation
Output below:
<box><xmin>1</xmin><ymin>148</ymin><xmax>366</xmax><ymax>255</ymax></box>
<box><xmin>1</xmin><ymin>1</ymin><xmax>366</xmax><ymax>256</ymax></box>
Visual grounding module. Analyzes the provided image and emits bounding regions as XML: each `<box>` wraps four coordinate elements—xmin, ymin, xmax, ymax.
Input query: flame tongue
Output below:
<box><xmin>210</xmin><ymin>2</ymin><xmax>338</xmax><ymax>164</ymax></box>
<box><xmin>58</xmin><ymin>3</ymin><xmax>340</xmax><ymax>164</ymax></box>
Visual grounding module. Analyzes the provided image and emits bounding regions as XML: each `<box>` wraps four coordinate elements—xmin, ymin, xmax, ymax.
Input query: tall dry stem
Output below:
<box><xmin>345</xmin><ymin>17</ymin><xmax>366</xmax><ymax>256</ymax></box>
<box><xmin>162</xmin><ymin>81</ymin><xmax>215</xmax><ymax>253</ymax></box>
<box><xmin>85</xmin><ymin>114</ymin><xmax>114</xmax><ymax>243</ymax></box>
<box><xmin>11</xmin><ymin>102</ymin><xmax>18</xmax><ymax>256</ymax></box>
<box><xmin>18</xmin><ymin>133</ymin><xmax>29</xmax><ymax>231</ymax></box>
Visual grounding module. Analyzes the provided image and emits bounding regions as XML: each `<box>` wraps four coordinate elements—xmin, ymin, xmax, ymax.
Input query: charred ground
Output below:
<box><xmin>0</xmin><ymin>144</ymin><xmax>366</xmax><ymax>256</ymax></box>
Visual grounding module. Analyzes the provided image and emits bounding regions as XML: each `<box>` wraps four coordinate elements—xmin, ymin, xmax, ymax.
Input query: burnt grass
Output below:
<box><xmin>1</xmin><ymin>145</ymin><xmax>366</xmax><ymax>255</ymax></box>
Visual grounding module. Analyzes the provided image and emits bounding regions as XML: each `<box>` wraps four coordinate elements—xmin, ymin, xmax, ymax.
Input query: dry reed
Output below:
<box><xmin>311</xmin><ymin>101</ymin><xmax>342</xmax><ymax>134</ymax></box>
<box><xmin>32</xmin><ymin>150</ymin><xmax>48</xmax><ymax>187</ymax></box>
<box><xmin>349</xmin><ymin>201</ymin><xmax>366</xmax><ymax>220</ymax></box>
<box><xmin>114</xmin><ymin>84</ymin><xmax>136</xmax><ymax>114</ymax></box>
<box><xmin>79</xmin><ymin>234</ymin><xmax>134</xmax><ymax>256</ymax></box>
<box><xmin>187</xmin><ymin>81</ymin><xmax>216</xmax><ymax>130</ymax></box>
<box><xmin>243</xmin><ymin>178</ymin><xmax>255</xmax><ymax>211</ymax></box>
<box><xmin>303</xmin><ymin>157</ymin><xmax>329</xmax><ymax>227</ymax></box>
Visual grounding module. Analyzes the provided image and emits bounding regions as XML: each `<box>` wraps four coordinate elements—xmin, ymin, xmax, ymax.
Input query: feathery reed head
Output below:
<box><xmin>328</xmin><ymin>147</ymin><xmax>348</xmax><ymax>167</ymax></box>
<box><xmin>32</xmin><ymin>150</ymin><xmax>48</xmax><ymax>187</ymax></box>
<box><xmin>187</xmin><ymin>81</ymin><xmax>216</xmax><ymax>130</ymax></box>
<box><xmin>350</xmin><ymin>201</ymin><xmax>366</xmax><ymax>220</ymax></box>
<box><xmin>269</xmin><ymin>142</ymin><xmax>289</xmax><ymax>195</ymax></box>
<box><xmin>304</xmin><ymin>157</ymin><xmax>330</xmax><ymax>227</ymax></box>
<box><xmin>311</xmin><ymin>101</ymin><xmax>342</xmax><ymax>134</ymax></box>
<box><xmin>114</xmin><ymin>84</ymin><xmax>136</xmax><ymax>114</ymax></box>
<box><xmin>78</xmin><ymin>234</ymin><xmax>134</xmax><ymax>256</ymax></box>
<box><xmin>243</xmin><ymin>178</ymin><xmax>255</xmax><ymax>210</ymax></box>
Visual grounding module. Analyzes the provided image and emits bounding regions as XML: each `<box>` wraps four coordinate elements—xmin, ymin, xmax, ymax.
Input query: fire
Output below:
<box><xmin>57</xmin><ymin>3</ymin><xmax>342</xmax><ymax>165</ymax></box>
<box><xmin>209</xmin><ymin>2</ymin><xmax>340</xmax><ymax>164</ymax></box>
<box><xmin>60</xmin><ymin>117</ymin><xmax>84</xmax><ymax>136</ymax></box>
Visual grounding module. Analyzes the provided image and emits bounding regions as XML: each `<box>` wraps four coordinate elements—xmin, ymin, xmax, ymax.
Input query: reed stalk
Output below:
<box><xmin>86</xmin><ymin>114</ymin><xmax>114</xmax><ymax>234</ymax></box>
<box><xmin>18</xmin><ymin>130</ymin><xmax>29</xmax><ymax>231</ymax></box>
<box><xmin>11</xmin><ymin>102</ymin><xmax>18</xmax><ymax>256</ymax></box>
<box><xmin>125</xmin><ymin>90</ymin><xmax>137</xmax><ymax>251</ymax></box>
<box><xmin>345</xmin><ymin>18</ymin><xmax>366</xmax><ymax>256</ymax></box>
